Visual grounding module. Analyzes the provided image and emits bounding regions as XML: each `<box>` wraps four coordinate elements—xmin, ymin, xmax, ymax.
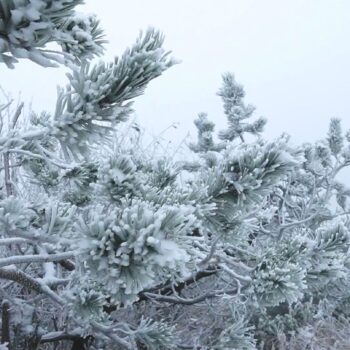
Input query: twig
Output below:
<box><xmin>143</xmin><ymin>287</ymin><xmax>239</xmax><ymax>305</ymax></box>
<box><xmin>0</xmin><ymin>267</ymin><xmax>42</xmax><ymax>292</ymax></box>
<box><xmin>1</xmin><ymin>300</ymin><xmax>11</xmax><ymax>346</ymax></box>
<box><xmin>11</xmin><ymin>102</ymin><xmax>24</xmax><ymax>129</ymax></box>
<box><xmin>0</xmin><ymin>251</ymin><xmax>75</xmax><ymax>268</ymax></box>
<box><xmin>90</xmin><ymin>321</ymin><xmax>132</xmax><ymax>349</ymax></box>
<box><xmin>3</xmin><ymin>152</ymin><xmax>13</xmax><ymax>196</ymax></box>
<box><xmin>0</xmin><ymin>237</ymin><xmax>29</xmax><ymax>246</ymax></box>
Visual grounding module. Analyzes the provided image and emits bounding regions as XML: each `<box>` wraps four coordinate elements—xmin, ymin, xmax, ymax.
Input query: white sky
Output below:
<box><xmin>1</xmin><ymin>0</ymin><xmax>350</xmax><ymax>149</ymax></box>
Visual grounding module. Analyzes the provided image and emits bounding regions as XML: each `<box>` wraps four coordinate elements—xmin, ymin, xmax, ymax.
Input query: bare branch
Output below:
<box><xmin>0</xmin><ymin>237</ymin><xmax>29</xmax><ymax>246</ymax></box>
<box><xmin>1</xmin><ymin>300</ymin><xmax>11</xmax><ymax>346</ymax></box>
<box><xmin>10</xmin><ymin>102</ymin><xmax>24</xmax><ymax>129</ymax></box>
<box><xmin>91</xmin><ymin>321</ymin><xmax>132</xmax><ymax>349</ymax></box>
<box><xmin>143</xmin><ymin>287</ymin><xmax>239</xmax><ymax>305</ymax></box>
<box><xmin>3</xmin><ymin>152</ymin><xmax>13</xmax><ymax>196</ymax></box>
<box><xmin>0</xmin><ymin>267</ymin><xmax>42</xmax><ymax>292</ymax></box>
<box><xmin>0</xmin><ymin>251</ymin><xmax>75</xmax><ymax>268</ymax></box>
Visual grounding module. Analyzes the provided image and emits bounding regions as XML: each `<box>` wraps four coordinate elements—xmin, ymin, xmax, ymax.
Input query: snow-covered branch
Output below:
<box><xmin>0</xmin><ymin>252</ymin><xmax>76</xmax><ymax>268</ymax></box>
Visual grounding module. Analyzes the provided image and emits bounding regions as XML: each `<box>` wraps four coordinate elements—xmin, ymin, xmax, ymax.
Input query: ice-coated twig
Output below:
<box><xmin>0</xmin><ymin>251</ymin><xmax>76</xmax><ymax>268</ymax></box>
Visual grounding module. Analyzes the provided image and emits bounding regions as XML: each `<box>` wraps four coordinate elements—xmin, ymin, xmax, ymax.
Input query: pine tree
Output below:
<box><xmin>218</xmin><ymin>73</ymin><xmax>267</xmax><ymax>143</ymax></box>
<box><xmin>1</xmin><ymin>2</ymin><xmax>350</xmax><ymax>350</ymax></box>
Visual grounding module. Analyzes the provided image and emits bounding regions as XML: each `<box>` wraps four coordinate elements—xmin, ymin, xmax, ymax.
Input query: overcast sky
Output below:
<box><xmin>1</xmin><ymin>0</ymin><xmax>350</xmax><ymax>150</ymax></box>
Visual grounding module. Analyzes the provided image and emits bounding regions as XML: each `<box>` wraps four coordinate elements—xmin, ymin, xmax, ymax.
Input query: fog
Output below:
<box><xmin>1</xmin><ymin>0</ymin><xmax>350</xmax><ymax>150</ymax></box>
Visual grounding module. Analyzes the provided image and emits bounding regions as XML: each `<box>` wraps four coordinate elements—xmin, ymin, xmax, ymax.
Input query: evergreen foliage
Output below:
<box><xmin>1</xmin><ymin>2</ymin><xmax>350</xmax><ymax>349</ymax></box>
<box><xmin>218</xmin><ymin>73</ymin><xmax>267</xmax><ymax>142</ymax></box>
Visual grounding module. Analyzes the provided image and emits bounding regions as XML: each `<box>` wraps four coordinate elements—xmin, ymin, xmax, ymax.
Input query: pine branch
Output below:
<box><xmin>3</xmin><ymin>152</ymin><xmax>13</xmax><ymax>196</ymax></box>
<box><xmin>0</xmin><ymin>267</ymin><xmax>42</xmax><ymax>292</ymax></box>
<box><xmin>40</xmin><ymin>331</ymin><xmax>93</xmax><ymax>345</ymax></box>
<box><xmin>143</xmin><ymin>287</ymin><xmax>240</xmax><ymax>305</ymax></box>
<box><xmin>0</xmin><ymin>238</ymin><xmax>28</xmax><ymax>246</ymax></box>
<box><xmin>1</xmin><ymin>300</ymin><xmax>11</xmax><ymax>346</ymax></box>
<box><xmin>104</xmin><ymin>267</ymin><xmax>220</xmax><ymax>313</ymax></box>
<box><xmin>0</xmin><ymin>252</ymin><xmax>75</xmax><ymax>268</ymax></box>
